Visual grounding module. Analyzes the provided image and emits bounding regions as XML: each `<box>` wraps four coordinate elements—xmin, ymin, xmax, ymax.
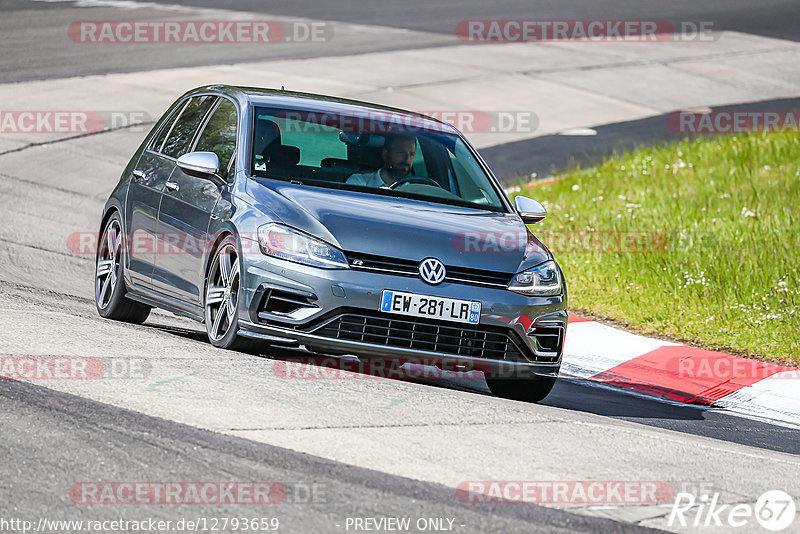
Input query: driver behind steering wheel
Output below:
<box><xmin>346</xmin><ymin>133</ymin><xmax>417</xmax><ymax>188</ymax></box>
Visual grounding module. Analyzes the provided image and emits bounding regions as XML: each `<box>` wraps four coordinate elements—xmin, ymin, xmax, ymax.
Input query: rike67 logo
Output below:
<box><xmin>669</xmin><ymin>490</ymin><xmax>796</xmax><ymax>531</ymax></box>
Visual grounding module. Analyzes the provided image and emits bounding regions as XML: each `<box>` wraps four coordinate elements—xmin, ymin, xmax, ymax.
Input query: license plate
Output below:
<box><xmin>380</xmin><ymin>290</ymin><xmax>481</xmax><ymax>325</ymax></box>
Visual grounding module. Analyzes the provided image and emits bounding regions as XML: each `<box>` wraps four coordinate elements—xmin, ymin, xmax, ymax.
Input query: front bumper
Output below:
<box><xmin>238</xmin><ymin>250</ymin><xmax>567</xmax><ymax>379</ymax></box>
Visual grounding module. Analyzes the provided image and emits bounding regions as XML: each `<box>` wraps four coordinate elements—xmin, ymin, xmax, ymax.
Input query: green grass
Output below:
<box><xmin>514</xmin><ymin>132</ymin><xmax>800</xmax><ymax>365</ymax></box>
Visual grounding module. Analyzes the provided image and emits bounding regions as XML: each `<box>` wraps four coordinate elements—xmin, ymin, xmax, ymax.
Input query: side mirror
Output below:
<box><xmin>177</xmin><ymin>152</ymin><xmax>225</xmax><ymax>185</ymax></box>
<box><xmin>514</xmin><ymin>196</ymin><xmax>547</xmax><ymax>224</ymax></box>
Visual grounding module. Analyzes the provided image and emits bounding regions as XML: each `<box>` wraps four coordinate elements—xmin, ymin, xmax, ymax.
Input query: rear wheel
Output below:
<box><xmin>486</xmin><ymin>375</ymin><xmax>557</xmax><ymax>403</ymax></box>
<box><xmin>95</xmin><ymin>213</ymin><xmax>151</xmax><ymax>324</ymax></box>
<box><xmin>204</xmin><ymin>236</ymin><xmax>258</xmax><ymax>352</ymax></box>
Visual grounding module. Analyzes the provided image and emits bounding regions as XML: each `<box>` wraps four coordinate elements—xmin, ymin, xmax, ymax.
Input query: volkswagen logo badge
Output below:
<box><xmin>418</xmin><ymin>258</ymin><xmax>446</xmax><ymax>285</ymax></box>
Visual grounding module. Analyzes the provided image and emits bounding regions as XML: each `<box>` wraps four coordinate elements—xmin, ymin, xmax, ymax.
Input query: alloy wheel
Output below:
<box><xmin>205</xmin><ymin>243</ymin><xmax>240</xmax><ymax>342</ymax></box>
<box><xmin>96</xmin><ymin>219</ymin><xmax>122</xmax><ymax>310</ymax></box>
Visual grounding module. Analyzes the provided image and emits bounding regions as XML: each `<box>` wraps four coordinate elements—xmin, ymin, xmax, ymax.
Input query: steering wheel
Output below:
<box><xmin>388</xmin><ymin>176</ymin><xmax>444</xmax><ymax>190</ymax></box>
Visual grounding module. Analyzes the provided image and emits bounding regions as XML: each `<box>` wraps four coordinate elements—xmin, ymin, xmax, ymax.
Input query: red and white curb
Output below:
<box><xmin>563</xmin><ymin>315</ymin><xmax>800</xmax><ymax>427</ymax></box>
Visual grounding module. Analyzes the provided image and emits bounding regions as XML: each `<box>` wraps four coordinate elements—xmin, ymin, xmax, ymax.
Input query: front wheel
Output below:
<box><xmin>486</xmin><ymin>375</ymin><xmax>557</xmax><ymax>403</ymax></box>
<box><xmin>95</xmin><ymin>213</ymin><xmax>151</xmax><ymax>324</ymax></box>
<box><xmin>204</xmin><ymin>236</ymin><xmax>257</xmax><ymax>352</ymax></box>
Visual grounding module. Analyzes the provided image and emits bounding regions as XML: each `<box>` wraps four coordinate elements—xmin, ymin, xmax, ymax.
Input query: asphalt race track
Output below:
<box><xmin>1</xmin><ymin>1</ymin><xmax>799</xmax><ymax>533</ymax></box>
<box><xmin>3</xmin><ymin>0</ymin><xmax>800</xmax><ymax>81</ymax></box>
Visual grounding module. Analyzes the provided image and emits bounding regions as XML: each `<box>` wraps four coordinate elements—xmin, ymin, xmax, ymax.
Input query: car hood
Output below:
<box><xmin>248</xmin><ymin>180</ymin><xmax>551</xmax><ymax>274</ymax></box>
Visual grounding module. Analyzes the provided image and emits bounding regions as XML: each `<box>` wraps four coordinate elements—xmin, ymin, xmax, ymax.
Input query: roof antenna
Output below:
<box><xmin>280</xmin><ymin>85</ymin><xmax>285</xmax><ymax>91</ymax></box>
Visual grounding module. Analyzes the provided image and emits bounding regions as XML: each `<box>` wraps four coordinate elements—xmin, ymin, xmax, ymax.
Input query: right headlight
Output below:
<box><xmin>508</xmin><ymin>260</ymin><xmax>562</xmax><ymax>296</ymax></box>
<box><xmin>257</xmin><ymin>223</ymin><xmax>349</xmax><ymax>269</ymax></box>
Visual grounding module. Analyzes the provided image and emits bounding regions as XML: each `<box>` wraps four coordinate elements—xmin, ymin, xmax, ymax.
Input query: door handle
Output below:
<box><xmin>132</xmin><ymin>169</ymin><xmax>145</xmax><ymax>182</ymax></box>
<box><xmin>165</xmin><ymin>181</ymin><xmax>179</xmax><ymax>192</ymax></box>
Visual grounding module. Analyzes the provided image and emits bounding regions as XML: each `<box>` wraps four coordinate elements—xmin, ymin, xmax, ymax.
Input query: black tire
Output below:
<box><xmin>95</xmin><ymin>212</ymin><xmax>151</xmax><ymax>324</ymax></box>
<box><xmin>486</xmin><ymin>375</ymin><xmax>557</xmax><ymax>403</ymax></box>
<box><xmin>204</xmin><ymin>235</ymin><xmax>259</xmax><ymax>352</ymax></box>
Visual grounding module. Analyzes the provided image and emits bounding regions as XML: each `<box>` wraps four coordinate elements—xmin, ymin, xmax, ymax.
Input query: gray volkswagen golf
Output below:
<box><xmin>96</xmin><ymin>85</ymin><xmax>567</xmax><ymax>402</ymax></box>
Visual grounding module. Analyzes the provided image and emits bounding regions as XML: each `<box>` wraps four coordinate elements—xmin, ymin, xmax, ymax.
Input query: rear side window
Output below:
<box><xmin>158</xmin><ymin>95</ymin><xmax>216</xmax><ymax>159</ymax></box>
<box><xmin>194</xmin><ymin>99</ymin><xmax>238</xmax><ymax>176</ymax></box>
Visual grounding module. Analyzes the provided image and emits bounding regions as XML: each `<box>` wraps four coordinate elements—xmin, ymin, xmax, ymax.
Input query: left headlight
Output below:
<box><xmin>508</xmin><ymin>260</ymin><xmax>562</xmax><ymax>296</ymax></box>
<box><xmin>257</xmin><ymin>223</ymin><xmax>349</xmax><ymax>269</ymax></box>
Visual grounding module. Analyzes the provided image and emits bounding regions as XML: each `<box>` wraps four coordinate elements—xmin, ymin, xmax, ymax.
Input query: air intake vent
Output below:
<box><xmin>529</xmin><ymin>324</ymin><xmax>564</xmax><ymax>357</ymax></box>
<box><xmin>258</xmin><ymin>288</ymin><xmax>317</xmax><ymax>316</ymax></box>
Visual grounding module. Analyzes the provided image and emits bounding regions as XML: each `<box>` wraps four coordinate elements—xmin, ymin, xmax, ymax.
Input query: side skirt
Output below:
<box><xmin>125</xmin><ymin>285</ymin><xmax>204</xmax><ymax>322</ymax></box>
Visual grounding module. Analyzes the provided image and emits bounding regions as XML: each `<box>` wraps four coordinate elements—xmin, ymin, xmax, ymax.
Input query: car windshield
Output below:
<box><xmin>249</xmin><ymin>106</ymin><xmax>507</xmax><ymax>212</ymax></box>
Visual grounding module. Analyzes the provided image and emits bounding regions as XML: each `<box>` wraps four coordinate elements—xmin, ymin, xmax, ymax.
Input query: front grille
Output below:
<box><xmin>309</xmin><ymin>311</ymin><xmax>535</xmax><ymax>362</ymax></box>
<box><xmin>346</xmin><ymin>251</ymin><xmax>512</xmax><ymax>289</ymax></box>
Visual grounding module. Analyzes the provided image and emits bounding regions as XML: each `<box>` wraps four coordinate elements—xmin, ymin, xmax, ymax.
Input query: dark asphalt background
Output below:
<box><xmin>3</xmin><ymin>0</ymin><xmax>798</xmax><ymax>82</ymax></box>
<box><xmin>78</xmin><ymin>0</ymin><xmax>800</xmax><ymax>42</ymax></box>
<box><xmin>4</xmin><ymin>0</ymin><xmax>798</xmax><ymax>179</ymax></box>
<box><xmin>0</xmin><ymin>378</ymin><xmax>665</xmax><ymax>533</ymax></box>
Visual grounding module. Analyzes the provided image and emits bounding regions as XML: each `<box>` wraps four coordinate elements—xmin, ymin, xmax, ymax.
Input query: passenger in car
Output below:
<box><xmin>346</xmin><ymin>134</ymin><xmax>416</xmax><ymax>188</ymax></box>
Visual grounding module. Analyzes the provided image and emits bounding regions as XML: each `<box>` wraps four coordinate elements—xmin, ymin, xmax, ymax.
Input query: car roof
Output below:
<box><xmin>188</xmin><ymin>84</ymin><xmax>459</xmax><ymax>135</ymax></box>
